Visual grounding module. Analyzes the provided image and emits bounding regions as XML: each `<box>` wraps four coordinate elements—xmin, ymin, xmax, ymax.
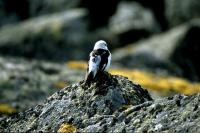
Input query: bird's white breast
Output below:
<box><xmin>88</xmin><ymin>55</ymin><xmax>101</xmax><ymax>75</ymax></box>
<box><xmin>105</xmin><ymin>52</ymin><xmax>111</xmax><ymax>70</ymax></box>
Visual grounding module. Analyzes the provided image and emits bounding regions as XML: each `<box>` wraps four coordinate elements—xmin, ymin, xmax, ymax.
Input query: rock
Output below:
<box><xmin>0</xmin><ymin>72</ymin><xmax>152</xmax><ymax>132</ymax></box>
<box><xmin>133</xmin><ymin>0</ymin><xmax>167</xmax><ymax>30</ymax></box>
<box><xmin>165</xmin><ymin>0</ymin><xmax>200</xmax><ymax>27</ymax></box>
<box><xmin>112</xmin><ymin>19</ymin><xmax>200</xmax><ymax>80</ymax></box>
<box><xmin>109</xmin><ymin>1</ymin><xmax>160</xmax><ymax>44</ymax></box>
<box><xmin>88</xmin><ymin>28</ymin><xmax>121</xmax><ymax>49</ymax></box>
<box><xmin>0</xmin><ymin>0</ymin><xmax>81</xmax><ymax>27</ymax></box>
<box><xmin>0</xmin><ymin>9</ymin><xmax>91</xmax><ymax>61</ymax></box>
<box><xmin>28</xmin><ymin>0</ymin><xmax>81</xmax><ymax>17</ymax></box>
<box><xmin>170</xmin><ymin>21</ymin><xmax>200</xmax><ymax>81</ymax></box>
<box><xmin>0</xmin><ymin>56</ymin><xmax>84</xmax><ymax>113</ymax></box>
<box><xmin>1</xmin><ymin>74</ymin><xmax>200</xmax><ymax>132</ymax></box>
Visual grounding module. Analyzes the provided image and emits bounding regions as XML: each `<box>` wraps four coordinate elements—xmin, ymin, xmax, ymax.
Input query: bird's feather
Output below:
<box><xmin>85</xmin><ymin>41</ymin><xmax>111</xmax><ymax>86</ymax></box>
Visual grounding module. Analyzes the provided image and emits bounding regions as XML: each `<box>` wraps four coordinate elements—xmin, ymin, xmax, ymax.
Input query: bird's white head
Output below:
<box><xmin>93</xmin><ymin>40</ymin><xmax>108</xmax><ymax>50</ymax></box>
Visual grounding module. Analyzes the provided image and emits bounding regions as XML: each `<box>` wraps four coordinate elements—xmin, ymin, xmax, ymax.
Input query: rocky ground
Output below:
<box><xmin>0</xmin><ymin>56</ymin><xmax>85</xmax><ymax>113</ymax></box>
<box><xmin>0</xmin><ymin>0</ymin><xmax>200</xmax><ymax>132</ymax></box>
<box><xmin>0</xmin><ymin>73</ymin><xmax>199</xmax><ymax>132</ymax></box>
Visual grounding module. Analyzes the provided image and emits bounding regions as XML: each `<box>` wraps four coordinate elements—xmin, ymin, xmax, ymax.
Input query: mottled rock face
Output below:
<box><xmin>1</xmin><ymin>73</ymin><xmax>200</xmax><ymax>132</ymax></box>
<box><xmin>0</xmin><ymin>72</ymin><xmax>152</xmax><ymax>132</ymax></box>
<box><xmin>0</xmin><ymin>57</ymin><xmax>84</xmax><ymax>112</ymax></box>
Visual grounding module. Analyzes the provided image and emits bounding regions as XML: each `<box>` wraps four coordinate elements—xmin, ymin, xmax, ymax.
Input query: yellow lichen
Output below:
<box><xmin>66</xmin><ymin>61</ymin><xmax>87</xmax><ymax>70</ymax></box>
<box><xmin>57</xmin><ymin>123</ymin><xmax>77</xmax><ymax>133</ymax></box>
<box><xmin>65</xmin><ymin>60</ymin><xmax>200</xmax><ymax>95</ymax></box>
<box><xmin>0</xmin><ymin>103</ymin><xmax>17</xmax><ymax>114</ymax></box>
<box><xmin>54</xmin><ymin>81</ymin><xmax>68</xmax><ymax>89</ymax></box>
<box><xmin>110</xmin><ymin>69</ymin><xmax>200</xmax><ymax>95</ymax></box>
<box><xmin>119</xmin><ymin>105</ymin><xmax>132</xmax><ymax>111</ymax></box>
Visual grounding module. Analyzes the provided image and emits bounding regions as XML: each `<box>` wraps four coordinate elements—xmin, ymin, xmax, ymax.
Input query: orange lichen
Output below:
<box><xmin>57</xmin><ymin>123</ymin><xmax>77</xmax><ymax>133</ymax></box>
<box><xmin>66</xmin><ymin>61</ymin><xmax>87</xmax><ymax>70</ymax></box>
<box><xmin>0</xmin><ymin>103</ymin><xmax>17</xmax><ymax>114</ymax></box>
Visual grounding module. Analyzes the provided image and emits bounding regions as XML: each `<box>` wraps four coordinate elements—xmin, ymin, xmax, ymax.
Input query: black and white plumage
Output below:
<box><xmin>85</xmin><ymin>40</ymin><xmax>111</xmax><ymax>85</ymax></box>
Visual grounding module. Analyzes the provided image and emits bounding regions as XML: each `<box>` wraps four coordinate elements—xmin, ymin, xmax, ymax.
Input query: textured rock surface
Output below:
<box><xmin>0</xmin><ymin>56</ymin><xmax>84</xmax><ymax>112</ymax></box>
<box><xmin>0</xmin><ymin>0</ymin><xmax>200</xmax><ymax>132</ymax></box>
<box><xmin>0</xmin><ymin>73</ymin><xmax>199</xmax><ymax>132</ymax></box>
<box><xmin>0</xmin><ymin>72</ymin><xmax>153</xmax><ymax>132</ymax></box>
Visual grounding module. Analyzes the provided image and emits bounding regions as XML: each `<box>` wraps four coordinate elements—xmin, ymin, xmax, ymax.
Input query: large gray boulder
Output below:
<box><xmin>112</xmin><ymin>19</ymin><xmax>200</xmax><ymax>80</ymax></box>
<box><xmin>109</xmin><ymin>1</ymin><xmax>160</xmax><ymax>44</ymax></box>
<box><xmin>0</xmin><ymin>72</ymin><xmax>199</xmax><ymax>132</ymax></box>
<box><xmin>0</xmin><ymin>72</ymin><xmax>152</xmax><ymax>132</ymax></box>
<box><xmin>0</xmin><ymin>9</ymin><xmax>91</xmax><ymax>61</ymax></box>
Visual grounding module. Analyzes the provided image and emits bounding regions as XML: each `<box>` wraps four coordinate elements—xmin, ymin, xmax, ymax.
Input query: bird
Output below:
<box><xmin>85</xmin><ymin>40</ymin><xmax>111</xmax><ymax>86</ymax></box>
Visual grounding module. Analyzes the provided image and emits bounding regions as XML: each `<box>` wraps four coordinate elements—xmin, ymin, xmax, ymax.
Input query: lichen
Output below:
<box><xmin>65</xmin><ymin>60</ymin><xmax>200</xmax><ymax>95</ymax></box>
<box><xmin>110</xmin><ymin>69</ymin><xmax>200</xmax><ymax>95</ymax></box>
<box><xmin>0</xmin><ymin>103</ymin><xmax>17</xmax><ymax>114</ymax></box>
<box><xmin>57</xmin><ymin>123</ymin><xmax>77</xmax><ymax>133</ymax></box>
<box><xmin>66</xmin><ymin>61</ymin><xmax>87</xmax><ymax>70</ymax></box>
<box><xmin>54</xmin><ymin>81</ymin><xmax>68</xmax><ymax>89</ymax></box>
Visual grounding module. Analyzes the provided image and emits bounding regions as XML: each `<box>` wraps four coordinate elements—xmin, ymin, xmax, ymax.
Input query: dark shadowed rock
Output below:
<box><xmin>165</xmin><ymin>0</ymin><xmax>200</xmax><ymax>27</ymax></box>
<box><xmin>170</xmin><ymin>22</ymin><xmax>200</xmax><ymax>81</ymax></box>
<box><xmin>0</xmin><ymin>9</ymin><xmax>91</xmax><ymax>61</ymax></box>
<box><xmin>0</xmin><ymin>0</ymin><xmax>81</xmax><ymax>27</ymax></box>
<box><xmin>80</xmin><ymin>0</ymin><xmax>120</xmax><ymax>29</ymax></box>
<box><xmin>0</xmin><ymin>0</ymin><xmax>30</xmax><ymax>27</ymax></box>
<box><xmin>109</xmin><ymin>1</ymin><xmax>160</xmax><ymax>44</ymax></box>
<box><xmin>112</xmin><ymin>19</ymin><xmax>200</xmax><ymax>80</ymax></box>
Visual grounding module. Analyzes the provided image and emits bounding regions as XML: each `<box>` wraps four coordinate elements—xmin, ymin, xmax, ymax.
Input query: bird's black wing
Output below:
<box><xmin>96</xmin><ymin>49</ymin><xmax>110</xmax><ymax>72</ymax></box>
